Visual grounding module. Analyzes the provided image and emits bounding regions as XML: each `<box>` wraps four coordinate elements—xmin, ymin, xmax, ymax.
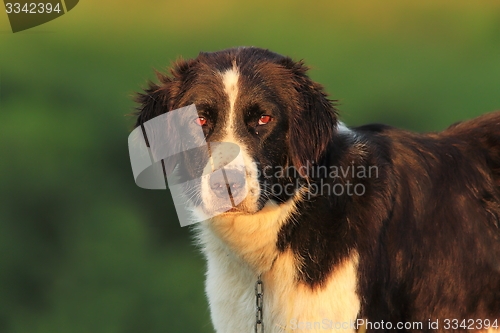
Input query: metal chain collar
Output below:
<box><xmin>255</xmin><ymin>274</ymin><xmax>264</xmax><ymax>333</ymax></box>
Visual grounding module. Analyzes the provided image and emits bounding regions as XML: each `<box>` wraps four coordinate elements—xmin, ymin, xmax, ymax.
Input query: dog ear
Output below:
<box><xmin>134</xmin><ymin>57</ymin><xmax>198</xmax><ymax>126</ymax></box>
<box><xmin>280</xmin><ymin>57</ymin><xmax>338</xmax><ymax>178</ymax></box>
<box><xmin>134</xmin><ymin>71</ymin><xmax>172</xmax><ymax>128</ymax></box>
<box><xmin>133</xmin><ymin>58</ymin><xmax>200</xmax><ymax>177</ymax></box>
<box><xmin>133</xmin><ymin>68</ymin><xmax>182</xmax><ymax>177</ymax></box>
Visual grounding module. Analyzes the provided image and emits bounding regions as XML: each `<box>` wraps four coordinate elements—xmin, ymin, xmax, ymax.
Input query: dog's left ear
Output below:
<box><xmin>280</xmin><ymin>57</ymin><xmax>338</xmax><ymax>177</ymax></box>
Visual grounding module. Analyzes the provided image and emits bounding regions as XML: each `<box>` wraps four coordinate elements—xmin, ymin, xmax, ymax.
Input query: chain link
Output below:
<box><xmin>255</xmin><ymin>274</ymin><xmax>264</xmax><ymax>333</ymax></box>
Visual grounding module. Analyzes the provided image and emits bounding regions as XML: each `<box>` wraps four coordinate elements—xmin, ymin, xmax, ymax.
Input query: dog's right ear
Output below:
<box><xmin>132</xmin><ymin>58</ymin><xmax>199</xmax><ymax>177</ymax></box>
<box><xmin>134</xmin><ymin>71</ymin><xmax>173</xmax><ymax>128</ymax></box>
<box><xmin>134</xmin><ymin>57</ymin><xmax>198</xmax><ymax>126</ymax></box>
<box><xmin>133</xmin><ymin>70</ymin><xmax>179</xmax><ymax>177</ymax></box>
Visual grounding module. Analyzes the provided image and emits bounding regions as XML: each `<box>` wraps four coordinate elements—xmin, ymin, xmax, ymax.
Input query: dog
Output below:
<box><xmin>133</xmin><ymin>47</ymin><xmax>500</xmax><ymax>332</ymax></box>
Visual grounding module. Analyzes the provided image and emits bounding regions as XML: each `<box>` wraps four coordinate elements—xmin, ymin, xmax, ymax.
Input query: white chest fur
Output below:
<box><xmin>195</xmin><ymin>200</ymin><xmax>360</xmax><ymax>333</ymax></box>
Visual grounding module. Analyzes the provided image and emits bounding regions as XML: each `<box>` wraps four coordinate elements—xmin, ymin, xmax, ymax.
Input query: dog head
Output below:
<box><xmin>134</xmin><ymin>47</ymin><xmax>338</xmax><ymax>218</ymax></box>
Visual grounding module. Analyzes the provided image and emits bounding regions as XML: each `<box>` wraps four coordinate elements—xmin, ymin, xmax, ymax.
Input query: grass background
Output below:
<box><xmin>1</xmin><ymin>1</ymin><xmax>499</xmax><ymax>332</ymax></box>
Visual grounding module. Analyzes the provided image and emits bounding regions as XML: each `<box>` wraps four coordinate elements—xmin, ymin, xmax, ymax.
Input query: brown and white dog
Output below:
<box><xmin>134</xmin><ymin>47</ymin><xmax>500</xmax><ymax>332</ymax></box>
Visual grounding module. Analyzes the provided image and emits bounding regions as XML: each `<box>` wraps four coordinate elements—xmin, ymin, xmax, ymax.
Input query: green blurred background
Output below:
<box><xmin>0</xmin><ymin>1</ymin><xmax>499</xmax><ymax>332</ymax></box>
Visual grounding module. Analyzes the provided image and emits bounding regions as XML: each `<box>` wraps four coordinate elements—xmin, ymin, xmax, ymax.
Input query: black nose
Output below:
<box><xmin>209</xmin><ymin>169</ymin><xmax>246</xmax><ymax>198</ymax></box>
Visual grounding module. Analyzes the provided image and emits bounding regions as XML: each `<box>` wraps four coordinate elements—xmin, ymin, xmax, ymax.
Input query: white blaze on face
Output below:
<box><xmin>223</xmin><ymin>64</ymin><xmax>239</xmax><ymax>133</ymax></box>
<box><xmin>198</xmin><ymin>63</ymin><xmax>261</xmax><ymax>216</ymax></box>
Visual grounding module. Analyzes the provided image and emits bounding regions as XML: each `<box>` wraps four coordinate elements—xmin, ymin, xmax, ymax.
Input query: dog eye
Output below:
<box><xmin>258</xmin><ymin>115</ymin><xmax>273</xmax><ymax>125</ymax></box>
<box><xmin>194</xmin><ymin>117</ymin><xmax>207</xmax><ymax>126</ymax></box>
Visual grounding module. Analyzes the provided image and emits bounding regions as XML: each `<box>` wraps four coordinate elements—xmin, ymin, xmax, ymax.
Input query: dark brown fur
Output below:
<box><xmin>134</xmin><ymin>47</ymin><xmax>500</xmax><ymax>332</ymax></box>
